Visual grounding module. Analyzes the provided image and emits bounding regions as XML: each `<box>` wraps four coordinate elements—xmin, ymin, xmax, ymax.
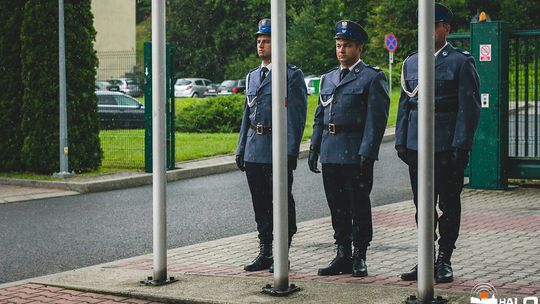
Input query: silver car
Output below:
<box><xmin>110</xmin><ymin>78</ymin><xmax>142</xmax><ymax>97</ymax></box>
<box><xmin>174</xmin><ymin>78</ymin><xmax>213</xmax><ymax>98</ymax></box>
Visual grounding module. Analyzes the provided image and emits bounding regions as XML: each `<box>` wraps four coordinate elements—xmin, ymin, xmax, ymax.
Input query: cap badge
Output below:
<box><xmin>341</xmin><ymin>21</ymin><xmax>347</xmax><ymax>33</ymax></box>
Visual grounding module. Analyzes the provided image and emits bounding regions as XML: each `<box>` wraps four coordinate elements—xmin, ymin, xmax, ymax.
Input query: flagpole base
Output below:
<box><xmin>405</xmin><ymin>295</ymin><xmax>448</xmax><ymax>304</ymax></box>
<box><xmin>140</xmin><ymin>276</ymin><xmax>177</xmax><ymax>286</ymax></box>
<box><xmin>261</xmin><ymin>284</ymin><xmax>300</xmax><ymax>297</ymax></box>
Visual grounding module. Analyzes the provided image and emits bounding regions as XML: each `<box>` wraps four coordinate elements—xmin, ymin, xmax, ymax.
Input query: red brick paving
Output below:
<box><xmin>0</xmin><ymin>284</ymin><xmax>163</xmax><ymax>304</ymax></box>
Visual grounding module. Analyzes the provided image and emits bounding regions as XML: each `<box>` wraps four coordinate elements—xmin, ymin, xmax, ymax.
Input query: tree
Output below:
<box><xmin>20</xmin><ymin>0</ymin><xmax>102</xmax><ymax>174</ymax></box>
<box><xmin>0</xmin><ymin>0</ymin><xmax>25</xmax><ymax>171</ymax></box>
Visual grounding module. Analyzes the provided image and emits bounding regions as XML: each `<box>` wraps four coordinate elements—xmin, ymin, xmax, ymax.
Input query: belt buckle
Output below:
<box><xmin>256</xmin><ymin>124</ymin><xmax>264</xmax><ymax>135</ymax></box>
<box><xmin>328</xmin><ymin>123</ymin><xmax>336</xmax><ymax>134</ymax></box>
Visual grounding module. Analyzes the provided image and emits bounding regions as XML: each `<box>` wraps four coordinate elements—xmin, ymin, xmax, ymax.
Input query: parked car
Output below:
<box><xmin>217</xmin><ymin>79</ymin><xmax>246</xmax><ymax>95</ymax></box>
<box><xmin>96</xmin><ymin>91</ymin><xmax>145</xmax><ymax>129</ymax></box>
<box><xmin>95</xmin><ymin>80</ymin><xmax>120</xmax><ymax>92</ymax></box>
<box><xmin>203</xmin><ymin>81</ymin><xmax>221</xmax><ymax>97</ymax></box>
<box><xmin>174</xmin><ymin>78</ymin><xmax>212</xmax><ymax>98</ymax></box>
<box><xmin>304</xmin><ymin>76</ymin><xmax>321</xmax><ymax>95</ymax></box>
<box><xmin>109</xmin><ymin>78</ymin><xmax>143</xmax><ymax>97</ymax></box>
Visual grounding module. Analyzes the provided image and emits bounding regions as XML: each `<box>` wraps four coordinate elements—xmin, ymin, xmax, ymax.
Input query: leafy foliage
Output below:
<box><xmin>0</xmin><ymin>1</ymin><xmax>24</xmax><ymax>171</ymax></box>
<box><xmin>176</xmin><ymin>95</ymin><xmax>244</xmax><ymax>133</ymax></box>
<box><xmin>20</xmin><ymin>0</ymin><xmax>102</xmax><ymax>174</ymax></box>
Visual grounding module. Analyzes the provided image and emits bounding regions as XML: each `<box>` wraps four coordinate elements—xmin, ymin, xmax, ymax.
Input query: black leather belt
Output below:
<box><xmin>409</xmin><ymin>102</ymin><xmax>458</xmax><ymax>112</ymax></box>
<box><xmin>323</xmin><ymin>123</ymin><xmax>362</xmax><ymax>134</ymax></box>
<box><xmin>250</xmin><ymin>123</ymin><xmax>272</xmax><ymax>135</ymax></box>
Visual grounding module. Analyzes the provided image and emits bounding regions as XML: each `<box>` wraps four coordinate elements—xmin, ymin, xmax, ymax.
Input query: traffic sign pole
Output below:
<box><xmin>384</xmin><ymin>33</ymin><xmax>398</xmax><ymax>97</ymax></box>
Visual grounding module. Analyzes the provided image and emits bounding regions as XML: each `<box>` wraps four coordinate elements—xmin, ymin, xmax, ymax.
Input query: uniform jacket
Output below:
<box><xmin>310</xmin><ymin>61</ymin><xmax>389</xmax><ymax>164</ymax></box>
<box><xmin>236</xmin><ymin>64</ymin><xmax>308</xmax><ymax>164</ymax></box>
<box><xmin>395</xmin><ymin>43</ymin><xmax>481</xmax><ymax>152</ymax></box>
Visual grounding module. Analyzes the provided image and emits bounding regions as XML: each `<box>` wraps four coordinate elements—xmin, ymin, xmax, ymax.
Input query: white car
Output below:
<box><xmin>304</xmin><ymin>76</ymin><xmax>321</xmax><ymax>95</ymax></box>
<box><xmin>174</xmin><ymin>78</ymin><xmax>213</xmax><ymax>98</ymax></box>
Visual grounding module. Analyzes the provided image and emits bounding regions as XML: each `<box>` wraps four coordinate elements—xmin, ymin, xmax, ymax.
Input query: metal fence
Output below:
<box><xmin>97</xmin><ymin>51</ymin><xmax>145</xmax><ymax>169</ymax></box>
<box><xmin>508</xmin><ymin>31</ymin><xmax>540</xmax><ymax>158</ymax></box>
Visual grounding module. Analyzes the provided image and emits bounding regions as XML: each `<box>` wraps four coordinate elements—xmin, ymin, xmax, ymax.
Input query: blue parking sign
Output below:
<box><xmin>384</xmin><ymin>33</ymin><xmax>398</xmax><ymax>53</ymax></box>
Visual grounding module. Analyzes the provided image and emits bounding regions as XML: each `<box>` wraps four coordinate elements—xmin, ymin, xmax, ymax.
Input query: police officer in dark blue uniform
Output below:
<box><xmin>308</xmin><ymin>20</ymin><xmax>389</xmax><ymax>277</ymax></box>
<box><xmin>235</xmin><ymin>18</ymin><xmax>308</xmax><ymax>272</ymax></box>
<box><xmin>395</xmin><ymin>3</ymin><xmax>481</xmax><ymax>283</ymax></box>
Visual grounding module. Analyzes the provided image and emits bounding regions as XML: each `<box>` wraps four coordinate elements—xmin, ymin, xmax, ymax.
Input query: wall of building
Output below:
<box><xmin>91</xmin><ymin>0</ymin><xmax>136</xmax><ymax>80</ymax></box>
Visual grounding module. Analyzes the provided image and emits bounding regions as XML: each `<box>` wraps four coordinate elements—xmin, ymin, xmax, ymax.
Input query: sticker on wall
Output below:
<box><xmin>480</xmin><ymin>44</ymin><xmax>492</xmax><ymax>61</ymax></box>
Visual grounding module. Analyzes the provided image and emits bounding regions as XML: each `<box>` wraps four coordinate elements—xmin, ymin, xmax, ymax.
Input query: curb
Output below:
<box><xmin>0</xmin><ymin>128</ymin><xmax>395</xmax><ymax>194</ymax></box>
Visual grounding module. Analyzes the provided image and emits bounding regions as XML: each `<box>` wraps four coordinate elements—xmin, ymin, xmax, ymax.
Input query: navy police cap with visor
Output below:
<box><xmin>255</xmin><ymin>18</ymin><xmax>271</xmax><ymax>36</ymax></box>
<box><xmin>334</xmin><ymin>20</ymin><xmax>368</xmax><ymax>43</ymax></box>
<box><xmin>416</xmin><ymin>3</ymin><xmax>453</xmax><ymax>23</ymax></box>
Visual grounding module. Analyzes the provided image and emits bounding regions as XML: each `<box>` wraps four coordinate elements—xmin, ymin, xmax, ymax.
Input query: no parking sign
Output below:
<box><xmin>384</xmin><ymin>33</ymin><xmax>399</xmax><ymax>53</ymax></box>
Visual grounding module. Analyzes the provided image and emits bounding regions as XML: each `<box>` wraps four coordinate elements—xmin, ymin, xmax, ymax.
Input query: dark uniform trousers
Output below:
<box><xmin>244</xmin><ymin>162</ymin><xmax>297</xmax><ymax>244</ymax></box>
<box><xmin>406</xmin><ymin>150</ymin><xmax>464</xmax><ymax>252</ymax></box>
<box><xmin>321</xmin><ymin>162</ymin><xmax>374</xmax><ymax>250</ymax></box>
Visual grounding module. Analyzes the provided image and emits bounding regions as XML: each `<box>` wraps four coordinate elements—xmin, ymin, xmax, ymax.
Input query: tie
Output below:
<box><xmin>260</xmin><ymin>67</ymin><xmax>269</xmax><ymax>82</ymax></box>
<box><xmin>340</xmin><ymin>68</ymin><xmax>350</xmax><ymax>81</ymax></box>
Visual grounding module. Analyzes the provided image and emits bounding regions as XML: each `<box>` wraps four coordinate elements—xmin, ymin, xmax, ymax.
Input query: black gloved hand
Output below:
<box><xmin>395</xmin><ymin>145</ymin><xmax>408</xmax><ymax>165</ymax></box>
<box><xmin>451</xmin><ymin>148</ymin><xmax>470</xmax><ymax>169</ymax></box>
<box><xmin>235</xmin><ymin>155</ymin><xmax>245</xmax><ymax>172</ymax></box>
<box><xmin>288</xmin><ymin>155</ymin><xmax>298</xmax><ymax>171</ymax></box>
<box><xmin>359</xmin><ymin>156</ymin><xmax>374</xmax><ymax>173</ymax></box>
<box><xmin>308</xmin><ymin>145</ymin><xmax>320</xmax><ymax>173</ymax></box>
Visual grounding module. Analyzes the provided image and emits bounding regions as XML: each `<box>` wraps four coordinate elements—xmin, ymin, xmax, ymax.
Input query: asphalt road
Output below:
<box><xmin>0</xmin><ymin>141</ymin><xmax>411</xmax><ymax>284</ymax></box>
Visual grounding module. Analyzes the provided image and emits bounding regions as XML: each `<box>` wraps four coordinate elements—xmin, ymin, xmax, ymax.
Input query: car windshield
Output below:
<box><xmin>125</xmin><ymin>79</ymin><xmax>138</xmax><ymax>85</ymax></box>
<box><xmin>221</xmin><ymin>80</ymin><xmax>236</xmax><ymax>86</ymax></box>
<box><xmin>238</xmin><ymin>80</ymin><xmax>245</xmax><ymax>86</ymax></box>
<box><xmin>176</xmin><ymin>79</ymin><xmax>191</xmax><ymax>85</ymax></box>
<box><xmin>115</xmin><ymin>95</ymin><xmax>140</xmax><ymax>107</ymax></box>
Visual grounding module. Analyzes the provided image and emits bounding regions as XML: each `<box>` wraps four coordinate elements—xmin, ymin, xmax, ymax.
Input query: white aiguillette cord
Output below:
<box><xmin>401</xmin><ymin>58</ymin><xmax>418</xmax><ymax>98</ymax></box>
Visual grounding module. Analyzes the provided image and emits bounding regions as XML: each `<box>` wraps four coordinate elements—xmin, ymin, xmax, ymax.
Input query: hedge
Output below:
<box><xmin>175</xmin><ymin>95</ymin><xmax>244</xmax><ymax>133</ymax></box>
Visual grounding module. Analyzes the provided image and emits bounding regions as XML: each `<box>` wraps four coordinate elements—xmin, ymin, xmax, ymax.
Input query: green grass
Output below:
<box><xmin>1</xmin><ymin>91</ymin><xmax>401</xmax><ymax>178</ymax></box>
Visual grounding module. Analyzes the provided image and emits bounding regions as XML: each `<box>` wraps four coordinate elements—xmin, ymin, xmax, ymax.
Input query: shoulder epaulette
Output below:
<box><xmin>287</xmin><ymin>63</ymin><xmax>298</xmax><ymax>70</ymax></box>
<box><xmin>366</xmin><ymin>64</ymin><xmax>382</xmax><ymax>71</ymax></box>
<box><xmin>455</xmin><ymin>48</ymin><xmax>472</xmax><ymax>57</ymax></box>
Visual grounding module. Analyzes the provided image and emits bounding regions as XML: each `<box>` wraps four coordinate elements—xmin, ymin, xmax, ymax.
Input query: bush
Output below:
<box><xmin>176</xmin><ymin>95</ymin><xmax>244</xmax><ymax>133</ymax></box>
<box><xmin>0</xmin><ymin>2</ymin><xmax>24</xmax><ymax>171</ymax></box>
<box><xmin>20</xmin><ymin>1</ymin><xmax>102</xmax><ymax>174</ymax></box>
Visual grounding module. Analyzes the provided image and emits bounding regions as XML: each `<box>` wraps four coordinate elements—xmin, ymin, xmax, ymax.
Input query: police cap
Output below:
<box><xmin>334</xmin><ymin>20</ymin><xmax>368</xmax><ymax>43</ymax></box>
<box><xmin>417</xmin><ymin>3</ymin><xmax>454</xmax><ymax>23</ymax></box>
<box><xmin>255</xmin><ymin>18</ymin><xmax>271</xmax><ymax>36</ymax></box>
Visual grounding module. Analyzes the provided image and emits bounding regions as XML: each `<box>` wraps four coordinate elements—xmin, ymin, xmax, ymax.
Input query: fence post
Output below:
<box><xmin>144</xmin><ymin>42</ymin><xmax>174</xmax><ymax>173</ymax></box>
<box><xmin>469</xmin><ymin>21</ymin><xmax>509</xmax><ymax>189</ymax></box>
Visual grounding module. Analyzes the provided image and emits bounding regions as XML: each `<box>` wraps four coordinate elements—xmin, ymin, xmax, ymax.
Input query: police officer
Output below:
<box><xmin>395</xmin><ymin>3</ymin><xmax>481</xmax><ymax>283</ymax></box>
<box><xmin>235</xmin><ymin>18</ymin><xmax>307</xmax><ymax>272</ymax></box>
<box><xmin>308</xmin><ymin>20</ymin><xmax>389</xmax><ymax>277</ymax></box>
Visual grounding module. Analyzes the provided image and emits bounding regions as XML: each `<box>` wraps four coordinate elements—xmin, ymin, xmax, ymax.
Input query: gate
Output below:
<box><xmin>448</xmin><ymin>23</ymin><xmax>540</xmax><ymax>189</ymax></box>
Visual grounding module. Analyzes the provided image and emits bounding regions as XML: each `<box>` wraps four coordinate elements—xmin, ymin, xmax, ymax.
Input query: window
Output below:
<box><xmin>175</xmin><ymin>79</ymin><xmax>191</xmax><ymax>85</ymax></box>
<box><xmin>115</xmin><ymin>95</ymin><xmax>139</xmax><ymax>107</ymax></box>
<box><xmin>98</xmin><ymin>95</ymin><xmax>117</xmax><ymax>106</ymax></box>
<box><xmin>195</xmin><ymin>80</ymin><xmax>204</xmax><ymax>86</ymax></box>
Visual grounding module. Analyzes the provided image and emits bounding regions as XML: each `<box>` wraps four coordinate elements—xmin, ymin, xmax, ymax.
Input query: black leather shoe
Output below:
<box><xmin>352</xmin><ymin>248</ymin><xmax>368</xmax><ymax>277</ymax></box>
<box><xmin>400</xmin><ymin>265</ymin><xmax>418</xmax><ymax>281</ymax></box>
<box><xmin>318</xmin><ymin>244</ymin><xmax>352</xmax><ymax>276</ymax></box>
<box><xmin>435</xmin><ymin>251</ymin><xmax>453</xmax><ymax>283</ymax></box>
<box><xmin>244</xmin><ymin>243</ymin><xmax>273</xmax><ymax>272</ymax></box>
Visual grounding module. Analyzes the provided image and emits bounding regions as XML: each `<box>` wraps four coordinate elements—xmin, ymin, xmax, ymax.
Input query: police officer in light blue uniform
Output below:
<box><xmin>308</xmin><ymin>20</ymin><xmax>389</xmax><ymax>277</ymax></box>
<box><xmin>235</xmin><ymin>18</ymin><xmax>307</xmax><ymax>272</ymax></box>
<box><xmin>395</xmin><ymin>3</ymin><xmax>481</xmax><ymax>283</ymax></box>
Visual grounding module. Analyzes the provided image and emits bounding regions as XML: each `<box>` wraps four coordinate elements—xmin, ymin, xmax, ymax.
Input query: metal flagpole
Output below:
<box><xmin>417</xmin><ymin>0</ymin><xmax>435</xmax><ymax>302</ymax></box>
<box><xmin>53</xmin><ymin>0</ymin><xmax>73</xmax><ymax>179</ymax></box>
<box><xmin>262</xmin><ymin>0</ymin><xmax>299</xmax><ymax>296</ymax></box>
<box><xmin>142</xmin><ymin>0</ymin><xmax>175</xmax><ymax>286</ymax></box>
<box><xmin>406</xmin><ymin>1</ymin><xmax>447</xmax><ymax>303</ymax></box>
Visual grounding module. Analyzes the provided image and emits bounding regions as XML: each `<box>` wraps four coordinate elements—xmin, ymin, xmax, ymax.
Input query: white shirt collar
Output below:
<box><xmin>261</xmin><ymin>63</ymin><xmax>272</xmax><ymax>71</ymax></box>
<box><xmin>341</xmin><ymin>58</ymin><xmax>362</xmax><ymax>71</ymax></box>
<box><xmin>434</xmin><ymin>41</ymin><xmax>449</xmax><ymax>57</ymax></box>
